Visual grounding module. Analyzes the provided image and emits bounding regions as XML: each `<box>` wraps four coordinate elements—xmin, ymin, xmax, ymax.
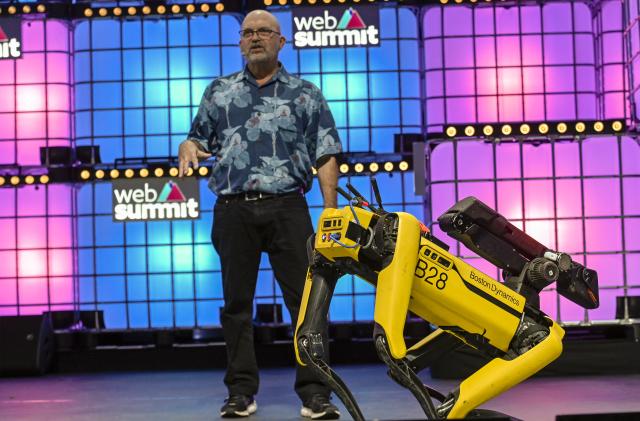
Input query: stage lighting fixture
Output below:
<box><xmin>279</xmin><ymin>0</ymin><xmax>287</xmax><ymax>5</ymax></box>
<box><xmin>612</xmin><ymin>121</ymin><xmax>623</xmax><ymax>131</ymax></box>
<box><xmin>464</xmin><ymin>126</ymin><xmax>475</xmax><ymax>136</ymax></box>
<box><xmin>113</xmin><ymin>7</ymin><xmax>122</xmax><ymax>16</ymax></box>
<box><xmin>75</xmin><ymin>146</ymin><xmax>101</xmax><ymax>165</ymax></box>
<box><xmin>384</xmin><ymin>162</ymin><xmax>394</xmax><ymax>172</ymax></box>
<box><xmin>154</xmin><ymin>168</ymin><xmax>164</xmax><ymax>177</ymax></box>
<box><xmin>8</xmin><ymin>6</ymin><xmax>16</xmax><ymax>14</ymax></box>
<box><xmin>354</xmin><ymin>163</ymin><xmax>364</xmax><ymax>173</ymax></box>
<box><xmin>10</xmin><ymin>176</ymin><xmax>20</xmax><ymax>185</ymax></box>
<box><xmin>198</xmin><ymin>166</ymin><xmax>209</xmax><ymax>176</ymax></box>
<box><xmin>187</xmin><ymin>168</ymin><xmax>194</xmax><ymax>176</ymax></box>
<box><xmin>169</xmin><ymin>168</ymin><xmax>179</xmax><ymax>177</ymax></box>
<box><xmin>594</xmin><ymin>121</ymin><xmax>604</xmax><ymax>132</ymax></box>
<box><xmin>483</xmin><ymin>125</ymin><xmax>494</xmax><ymax>136</ymax></box>
<box><xmin>95</xmin><ymin>170</ymin><xmax>105</xmax><ymax>179</ymax></box>
<box><xmin>80</xmin><ymin>170</ymin><xmax>91</xmax><ymax>180</ymax></box>
<box><xmin>140</xmin><ymin>168</ymin><xmax>149</xmax><ymax>178</ymax></box>
<box><xmin>215</xmin><ymin>3</ymin><xmax>224</xmax><ymax>12</ymax></box>
<box><xmin>369</xmin><ymin>162</ymin><xmax>379</xmax><ymax>172</ymax></box>
<box><xmin>557</xmin><ymin>122</ymin><xmax>567</xmax><ymax>133</ymax></box>
<box><xmin>171</xmin><ymin>4</ymin><xmax>180</xmax><ymax>13</ymax></box>
<box><xmin>125</xmin><ymin>169</ymin><xmax>134</xmax><ymax>178</ymax></box>
<box><xmin>157</xmin><ymin>5</ymin><xmax>166</xmax><ymax>14</ymax></box>
<box><xmin>84</xmin><ymin>8</ymin><xmax>93</xmax><ymax>17</ymax></box>
<box><xmin>25</xmin><ymin>175</ymin><xmax>35</xmax><ymax>185</ymax></box>
<box><xmin>399</xmin><ymin>161</ymin><xmax>409</xmax><ymax>171</ymax></box>
<box><xmin>37</xmin><ymin>4</ymin><xmax>46</xmax><ymax>13</ymax></box>
<box><xmin>520</xmin><ymin>124</ymin><xmax>530</xmax><ymax>135</ymax></box>
<box><xmin>501</xmin><ymin>124</ymin><xmax>512</xmax><ymax>135</ymax></box>
<box><xmin>264</xmin><ymin>0</ymin><xmax>273</xmax><ymax>5</ymax></box>
<box><xmin>141</xmin><ymin>6</ymin><xmax>149</xmax><ymax>15</ymax></box>
<box><xmin>98</xmin><ymin>7</ymin><xmax>107</xmax><ymax>16</ymax></box>
<box><xmin>538</xmin><ymin>123</ymin><xmax>549</xmax><ymax>134</ymax></box>
<box><xmin>22</xmin><ymin>5</ymin><xmax>31</xmax><ymax>13</ymax></box>
<box><xmin>40</xmin><ymin>146</ymin><xmax>73</xmax><ymax>166</ymax></box>
<box><xmin>575</xmin><ymin>122</ymin><xmax>585</xmax><ymax>133</ymax></box>
<box><xmin>201</xmin><ymin>4</ymin><xmax>210</xmax><ymax>12</ymax></box>
<box><xmin>446</xmin><ymin>126</ymin><xmax>457</xmax><ymax>137</ymax></box>
<box><xmin>339</xmin><ymin>164</ymin><xmax>349</xmax><ymax>174</ymax></box>
<box><xmin>110</xmin><ymin>169</ymin><xmax>120</xmax><ymax>179</ymax></box>
<box><xmin>39</xmin><ymin>175</ymin><xmax>49</xmax><ymax>184</ymax></box>
<box><xmin>186</xmin><ymin>4</ymin><xmax>195</xmax><ymax>13</ymax></box>
<box><xmin>0</xmin><ymin>177</ymin><xmax>5</xmax><ymax>186</ymax></box>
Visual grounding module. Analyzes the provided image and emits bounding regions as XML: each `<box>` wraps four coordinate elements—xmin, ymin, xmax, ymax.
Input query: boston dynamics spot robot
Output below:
<box><xmin>294</xmin><ymin>179</ymin><xmax>599</xmax><ymax>420</ymax></box>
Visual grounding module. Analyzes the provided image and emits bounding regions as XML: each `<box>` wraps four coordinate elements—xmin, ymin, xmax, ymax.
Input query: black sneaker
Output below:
<box><xmin>301</xmin><ymin>394</ymin><xmax>340</xmax><ymax>420</ymax></box>
<box><xmin>220</xmin><ymin>395</ymin><xmax>257</xmax><ymax>418</ymax></box>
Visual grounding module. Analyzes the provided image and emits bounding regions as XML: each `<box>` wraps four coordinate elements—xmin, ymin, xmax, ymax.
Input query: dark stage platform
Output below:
<box><xmin>1</xmin><ymin>365</ymin><xmax>640</xmax><ymax>420</ymax></box>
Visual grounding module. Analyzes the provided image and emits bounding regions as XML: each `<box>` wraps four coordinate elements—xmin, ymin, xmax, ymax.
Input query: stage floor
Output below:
<box><xmin>1</xmin><ymin>364</ymin><xmax>639</xmax><ymax>420</ymax></box>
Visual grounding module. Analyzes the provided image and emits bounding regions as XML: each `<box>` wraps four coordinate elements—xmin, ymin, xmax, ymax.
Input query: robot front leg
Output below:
<box><xmin>294</xmin><ymin>259</ymin><xmax>366</xmax><ymax>421</ymax></box>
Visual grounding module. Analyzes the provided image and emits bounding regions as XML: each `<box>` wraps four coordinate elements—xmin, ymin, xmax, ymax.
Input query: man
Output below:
<box><xmin>177</xmin><ymin>9</ymin><xmax>341</xmax><ymax>420</ymax></box>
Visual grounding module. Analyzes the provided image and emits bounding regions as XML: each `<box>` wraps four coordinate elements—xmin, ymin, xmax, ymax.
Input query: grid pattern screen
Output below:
<box><xmin>423</xmin><ymin>0</ymin><xmax>627</xmax><ymax>131</ymax></box>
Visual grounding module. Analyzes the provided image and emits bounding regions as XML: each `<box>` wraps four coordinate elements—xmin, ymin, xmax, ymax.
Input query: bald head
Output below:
<box><xmin>242</xmin><ymin>10</ymin><xmax>281</xmax><ymax>33</ymax></box>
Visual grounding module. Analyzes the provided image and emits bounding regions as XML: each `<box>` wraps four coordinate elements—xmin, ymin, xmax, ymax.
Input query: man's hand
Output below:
<box><xmin>178</xmin><ymin>140</ymin><xmax>212</xmax><ymax>177</ymax></box>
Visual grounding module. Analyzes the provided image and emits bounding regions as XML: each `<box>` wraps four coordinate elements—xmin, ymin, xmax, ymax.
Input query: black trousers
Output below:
<box><xmin>212</xmin><ymin>194</ymin><xmax>330</xmax><ymax>402</ymax></box>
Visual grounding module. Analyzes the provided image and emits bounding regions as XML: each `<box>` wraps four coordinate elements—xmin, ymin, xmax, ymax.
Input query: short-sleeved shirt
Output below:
<box><xmin>187</xmin><ymin>64</ymin><xmax>342</xmax><ymax>196</ymax></box>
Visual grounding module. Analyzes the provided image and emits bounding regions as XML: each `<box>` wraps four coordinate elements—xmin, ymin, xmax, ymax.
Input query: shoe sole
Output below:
<box><xmin>300</xmin><ymin>407</ymin><xmax>340</xmax><ymax>420</ymax></box>
<box><xmin>220</xmin><ymin>401</ymin><xmax>257</xmax><ymax>418</ymax></box>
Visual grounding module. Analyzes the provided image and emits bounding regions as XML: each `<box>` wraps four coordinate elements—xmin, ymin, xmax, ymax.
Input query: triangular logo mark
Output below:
<box><xmin>337</xmin><ymin>8</ymin><xmax>367</xmax><ymax>30</ymax></box>
<box><xmin>158</xmin><ymin>181</ymin><xmax>186</xmax><ymax>202</ymax></box>
<box><xmin>0</xmin><ymin>25</ymin><xmax>8</xmax><ymax>42</ymax></box>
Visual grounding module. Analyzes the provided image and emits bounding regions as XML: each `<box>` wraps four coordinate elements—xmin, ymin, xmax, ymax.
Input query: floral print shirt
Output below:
<box><xmin>187</xmin><ymin>64</ymin><xmax>342</xmax><ymax>195</ymax></box>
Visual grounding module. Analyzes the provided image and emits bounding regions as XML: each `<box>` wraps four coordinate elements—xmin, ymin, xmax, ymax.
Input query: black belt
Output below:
<box><xmin>218</xmin><ymin>190</ymin><xmax>303</xmax><ymax>202</ymax></box>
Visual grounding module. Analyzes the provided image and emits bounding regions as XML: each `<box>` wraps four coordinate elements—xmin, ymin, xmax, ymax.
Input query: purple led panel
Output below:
<box><xmin>422</xmin><ymin>1</ymin><xmax>628</xmax><ymax>130</ymax></box>
<box><xmin>625</xmin><ymin>0</ymin><xmax>640</xmax><ymax>122</ymax></box>
<box><xmin>0</xmin><ymin>19</ymin><xmax>75</xmax><ymax>316</ymax></box>
<box><xmin>426</xmin><ymin>136</ymin><xmax>639</xmax><ymax>322</ymax></box>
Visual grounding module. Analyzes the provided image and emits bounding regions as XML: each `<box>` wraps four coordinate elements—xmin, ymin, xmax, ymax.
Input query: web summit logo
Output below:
<box><xmin>0</xmin><ymin>19</ymin><xmax>22</xmax><ymax>59</ymax></box>
<box><xmin>112</xmin><ymin>178</ymin><xmax>200</xmax><ymax>222</ymax></box>
<box><xmin>293</xmin><ymin>6</ymin><xmax>380</xmax><ymax>49</ymax></box>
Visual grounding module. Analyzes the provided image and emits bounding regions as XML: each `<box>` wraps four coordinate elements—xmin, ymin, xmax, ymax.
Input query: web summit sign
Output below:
<box><xmin>112</xmin><ymin>178</ymin><xmax>200</xmax><ymax>222</ymax></box>
<box><xmin>0</xmin><ymin>18</ymin><xmax>22</xmax><ymax>60</ymax></box>
<box><xmin>292</xmin><ymin>6</ymin><xmax>380</xmax><ymax>49</ymax></box>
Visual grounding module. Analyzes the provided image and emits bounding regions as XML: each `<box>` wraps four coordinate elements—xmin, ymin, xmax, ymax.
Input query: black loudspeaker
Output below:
<box><xmin>557</xmin><ymin>412</ymin><xmax>640</xmax><ymax>420</ymax></box>
<box><xmin>39</xmin><ymin>146</ymin><xmax>73</xmax><ymax>166</ymax></box>
<box><xmin>0</xmin><ymin>313</ymin><xmax>54</xmax><ymax>375</ymax></box>
<box><xmin>616</xmin><ymin>295</ymin><xmax>640</xmax><ymax>319</ymax></box>
<box><xmin>255</xmin><ymin>303</ymin><xmax>283</xmax><ymax>324</ymax></box>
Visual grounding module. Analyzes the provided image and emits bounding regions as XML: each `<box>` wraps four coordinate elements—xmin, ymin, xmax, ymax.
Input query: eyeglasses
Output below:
<box><xmin>239</xmin><ymin>28</ymin><xmax>280</xmax><ymax>40</ymax></box>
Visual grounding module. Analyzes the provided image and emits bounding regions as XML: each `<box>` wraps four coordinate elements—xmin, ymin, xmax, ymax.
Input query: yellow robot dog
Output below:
<box><xmin>294</xmin><ymin>179</ymin><xmax>599</xmax><ymax>420</ymax></box>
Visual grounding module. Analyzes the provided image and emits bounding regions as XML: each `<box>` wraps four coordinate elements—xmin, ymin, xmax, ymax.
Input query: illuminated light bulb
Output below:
<box><xmin>454</xmin><ymin>0</ymin><xmax>463</xmax><ymax>3</ymax></box>
<box><xmin>0</xmin><ymin>177</ymin><xmax>5</xmax><ymax>186</ymax></box>
<box><xmin>39</xmin><ymin>175</ymin><xmax>50</xmax><ymax>184</ymax></box>
<box><xmin>483</xmin><ymin>125</ymin><xmax>494</xmax><ymax>136</ymax></box>
<box><xmin>264</xmin><ymin>0</ymin><xmax>273</xmax><ymax>4</ymax></box>
<box><xmin>464</xmin><ymin>126</ymin><xmax>475</xmax><ymax>136</ymax></box>
<box><xmin>80</xmin><ymin>170</ymin><xmax>91</xmax><ymax>180</ymax></box>
<box><xmin>198</xmin><ymin>166</ymin><xmax>209</xmax><ymax>176</ymax></box>
<box><xmin>113</xmin><ymin>8</ymin><xmax>123</xmax><ymax>17</ymax></box>
<box><xmin>98</xmin><ymin>8</ymin><xmax>108</xmax><ymax>16</ymax></box>
<box><xmin>294</xmin><ymin>0</ymin><xmax>303</xmax><ymax>4</ymax></box>
<box><xmin>279</xmin><ymin>0</ymin><xmax>287</xmax><ymax>5</ymax></box>
<box><xmin>369</xmin><ymin>162</ymin><xmax>379</xmax><ymax>172</ymax></box>
<box><xmin>171</xmin><ymin>4</ymin><xmax>181</xmax><ymax>13</ymax></box>
<box><xmin>612</xmin><ymin>120</ymin><xmax>623</xmax><ymax>131</ymax></box>
<box><xmin>125</xmin><ymin>169</ymin><xmax>134</xmax><ymax>178</ymax></box>
<box><xmin>10</xmin><ymin>176</ymin><xmax>20</xmax><ymax>185</ymax></box>
<box><xmin>399</xmin><ymin>161</ymin><xmax>409</xmax><ymax>171</ymax></box>
<box><xmin>95</xmin><ymin>170</ymin><xmax>105</xmax><ymax>179</ymax></box>
<box><xmin>157</xmin><ymin>5</ymin><xmax>166</xmax><ymax>14</ymax></box>
<box><xmin>186</xmin><ymin>168</ymin><xmax>194</xmax><ymax>176</ymax></box>
<box><xmin>593</xmin><ymin>121</ymin><xmax>604</xmax><ymax>132</ymax></box>
<box><xmin>384</xmin><ymin>162</ymin><xmax>394</xmax><ymax>172</ymax></box>
<box><xmin>308</xmin><ymin>0</ymin><xmax>318</xmax><ymax>4</ymax></box>
<box><xmin>22</xmin><ymin>5</ymin><xmax>31</xmax><ymax>13</ymax></box>
<box><xmin>25</xmin><ymin>175</ymin><xmax>35</xmax><ymax>185</ymax></box>
<box><xmin>440</xmin><ymin>0</ymin><xmax>449</xmax><ymax>4</ymax></box>
<box><xmin>354</xmin><ymin>163</ymin><xmax>364</xmax><ymax>173</ymax></box>
<box><xmin>323</xmin><ymin>0</ymin><xmax>332</xmax><ymax>3</ymax></box>
<box><xmin>538</xmin><ymin>123</ymin><xmax>549</xmax><ymax>134</ymax></box>
<box><xmin>186</xmin><ymin>4</ymin><xmax>195</xmax><ymax>13</ymax></box>
<box><xmin>215</xmin><ymin>3</ymin><xmax>225</xmax><ymax>12</ymax></box>
<box><xmin>575</xmin><ymin>122</ymin><xmax>585</xmax><ymax>133</ymax></box>
<box><xmin>154</xmin><ymin>168</ymin><xmax>164</xmax><ymax>177</ymax></box>
<box><xmin>110</xmin><ymin>169</ymin><xmax>120</xmax><ymax>179</ymax></box>
<box><xmin>201</xmin><ymin>4</ymin><xmax>211</xmax><ymax>12</ymax></box>
<box><xmin>140</xmin><ymin>168</ymin><xmax>149</xmax><ymax>178</ymax></box>
<box><xmin>37</xmin><ymin>4</ymin><xmax>46</xmax><ymax>13</ymax></box>
<box><xmin>339</xmin><ymin>164</ymin><xmax>349</xmax><ymax>174</ymax></box>
<box><xmin>84</xmin><ymin>8</ymin><xmax>93</xmax><ymax>17</ymax></box>
<box><xmin>557</xmin><ymin>122</ymin><xmax>567</xmax><ymax>134</ymax></box>
<box><xmin>501</xmin><ymin>124</ymin><xmax>512</xmax><ymax>136</ymax></box>
<box><xmin>8</xmin><ymin>6</ymin><xmax>16</xmax><ymax>14</ymax></box>
<box><xmin>446</xmin><ymin>126</ymin><xmax>457</xmax><ymax>137</ymax></box>
<box><xmin>169</xmin><ymin>168</ymin><xmax>179</xmax><ymax>177</ymax></box>
<box><xmin>142</xmin><ymin>6</ymin><xmax>151</xmax><ymax>14</ymax></box>
<box><xmin>520</xmin><ymin>124</ymin><xmax>530</xmax><ymax>135</ymax></box>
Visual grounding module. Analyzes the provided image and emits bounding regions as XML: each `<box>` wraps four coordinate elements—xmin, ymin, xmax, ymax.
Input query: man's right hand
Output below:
<box><xmin>178</xmin><ymin>140</ymin><xmax>212</xmax><ymax>177</ymax></box>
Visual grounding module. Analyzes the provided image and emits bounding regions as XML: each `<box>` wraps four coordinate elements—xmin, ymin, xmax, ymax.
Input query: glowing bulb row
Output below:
<box><xmin>83</xmin><ymin>3</ymin><xmax>223</xmax><ymax>18</ymax></box>
<box><xmin>0</xmin><ymin>174</ymin><xmax>50</xmax><ymax>187</ymax></box>
<box><xmin>338</xmin><ymin>161</ymin><xmax>410</xmax><ymax>175</ymax></box>
<box><xmin>80</xmin><ymin>166</ymin><xmax>209</xmax><ymax>180</ymax></box>
<box><xmin>0</xmin><ymin>4</ymin><xmax>46</xmax><ymax>15</ymax></box>
<box><xmin>445</xmin><ymin>120</ymin><xmax>624</xmax><ymax>138</ymax></box>
<box><xmin>263</xmin><ymin>0</ymin><xmax>386</xmax><ymax>5</ymax></box>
